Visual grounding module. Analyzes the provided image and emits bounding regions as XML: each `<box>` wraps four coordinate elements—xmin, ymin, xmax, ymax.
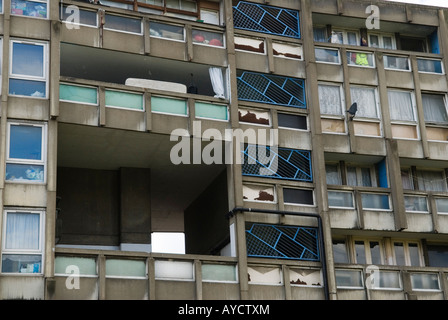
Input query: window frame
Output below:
<box><xmin>392</xmin><ymin>240</ymin><xmax>424</xmax><ymax>267</ymax></box>
<box><xmin>1</xmin><ymin>209</ymin><xmax>45</xmax><ymax>274</ymax></box>
<box><xmin>331</xmin><ymin>28</ymin><xmax>360</xmax><ymax>46</ymax></box>
<box><xmin>315</xmin><ymin>46</ymin><xmax>341</xmax><ymax>65</ymax></box>
<box><xmin>9</xmin><ymin>39</ymin><xmax>48</xmax><ymax>99</ymax></box>
<box><xmin>11</xmin><ymin>0</ymin><xmax>48</xmax><ymax>20</ymax></box>
<box><xmin>347</xmin><ymin>165</ymin><xmax>378</xmax><ymax>188</ymax></box>
<box><xmin>318</xmin><ymin>83</ymin><xmax>347</xmax><ymax>135</ymax></box>
<box><xmin>387</xmin><ymin>89</ymin><xmax>420</xmax><ymax>140</ymax></box>
<box><xmin>367</xmin><ymin>32</ymin><xmax>396</xmax><ymax>49</ymax></box>
<box><xmin>352</xmin><ymin>238</ymin><xmax>386</xmax><ymax>265</ymax></box>
<box><xmin>346</xmin><ymin>50</ymin><xmax>375</xmax><ymax>68</ymax></box>
<box><xmin>6</xmin><ymin>121</ymin><xmax>47</xmax><ymax>184</ymax></box>
<box><xmin>421</xmin><ymin>92</ymin><xmax>448</xmax><ymax>126</ymax></box>
<box><xmin>60</xmin><ymin>5</ymin><xmax>99</xmax><ymax>29</ymax></box>
<box><xmin>103</xmin><ymin>13</ymin><xmax>143</xmax><ymax>35</ymax></box>
<box><xmin>417</xmin><ymin>57</ymin><xmax>444</xmax><ymax>75</ymax></box>
<box><xmin>383</xmin><ymin>54</ymin><xmax>411</xmax><ymax>72</ymax></box>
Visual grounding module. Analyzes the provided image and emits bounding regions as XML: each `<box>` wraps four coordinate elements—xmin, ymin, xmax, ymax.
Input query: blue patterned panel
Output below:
<box><xmin>246</xmin><ymin>223</ymin><xmax>319</xmax><ymax>261</ymax></box>
<box><xmin>237</xmin><ymin>71</ymin><xmax>306</xmax><ymax>108</ymax></box>
<box><xmin>233</xmin><ymin>1</ymin><xmax>300</xmax><ymax>39</ymax></box>
<box><xmin>241</xmin><ymin>144</ymin><xmax>312</xmax><ymax>182</ymax></box>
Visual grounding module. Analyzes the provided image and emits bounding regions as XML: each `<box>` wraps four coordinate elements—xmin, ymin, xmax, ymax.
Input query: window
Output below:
<box><xmin>427</xmin><ymin>244</ymin><xmax>448</xmax><ymax>267</ymax></box>
<box><xmin>318</xmin><ymin>83</ymin><xmax>344</xmax><ymax>116</ymax></box>
<box><xmin>243</xmin><ymin>184</ymin><xmax>275</xmax><ymax>203</ymax></box>
<box><xmin>9</xmin><ymin>40</ymin><xmax>48</xmax><ymax>98</ymax></box>
<box><xmin>277</xmin><ymin>113</ymin><xmax>307</xmax><ymax>130</ymax></box>
<box><xmin>330</xmin><ymin>29</ymin><xmax>359</xmax><ymax>46</ymax></box>
<box><xmin>335</xmin><ymin>269</ymin><xmax>363</xmax><ymax>289</ymax></box>
<box><xmin>272</xmin><ymin>42</ymin><xmax>302</xmax><ymax>60</ymax></box>
<box><xmin>315</xmin><ymin>47</ymin><xmax>340</xmax><ymax>64</ymax></box>
<box><xmin>416</xmin><ymin>169</ymin><xmax>447</xmax><ymax>192</ymax></box>
<box><xmin>388</xmin><ymin>90</ymin><xmax>419</xmax><ymax>139</ymax></box>
<box><xmin>328</xmin><ymin>191</ymin><xmax>354</xmax><ymax>209</ymax></box>
<box><xmin>347</xmin><ymin>166</ymin><xmax>376</xmax><ymax>187</ymax></box>
<box><xmin>11</xmin><ymin>0</ymin><xmax>47</xmax><ymax>19</ymax></box>
<box><xmin>369</xmin><ymin>271</ymin><xmax>402</xmax><ymax>290</ymax></box>
<box><xmin>239</xmin><ymin>108</ymin><xmax>270</xmax><ymax>125</ymax></box>
<box><xmin>1</xmin><ymin>209</ymin><xmax>44</xmax><ymax>273</ymax></box>
<box><xmin>192</xmin><ymin>29</ymin><xmax>224</xmax><ymax>47</ymax></box>
<box><xmin>325</xmin><ymin>163</ymin><xmax>342</xmax><ymax>185</ymax></box>
<box><xmin>361</xmin><ymin>193</ymin><xmax>390</xmax><ymax>210</ymax></box>
<box><xmin>354</xmin><ymin>239</ymin><xmax>384</xmax><ymax>265</ymax></box>
<box><xmin>410</xmin><ymin>273</ymin><xmax>440</xmax><ymax>291</ymax></box>
<box><xmin>346</xmin><ymin>51</ymin><xmax>375</xmax><ymax>68</ymax></box>
<box><xmin>368</xmin><ymin>33</ymin><xmax>395</xmax><ymax>49</ymax></box>
<box><xmin>350</xmin><ymin>86</ymin><xmax>379</xmax><ymax>120</ymax></box>
<box><xmin>332</xmin><ymin>240</ymin><xmax>349</xmax><ymax>263</ymax></box>
<box><xmin>421</xmin><ymin>93</ymin><xmax>448</xmax><ymax>125</ymax></box>
<box><xmin>400</xmin><ymin>36</ymin><xmax>427</xmax><ymax>53</ymax></box>
<box><xmin>6</xmin><ymin>122</ymin><xmax>46</xmax><ymax>183</ymax></box>
<box><xmin>435</xmin><ymin>198</ymin><xmax>448</xmax><ymax>214</ymax></box>
<box><xmin>417</xmin><ymin>58</ymin><xmax>444</xmax><ymax>74</ymax></box>
<box><xmin>105</xmin><ymin>89</ymin><xmax>144</xmax><ymax>111</ymax></box>
<box><xmin>104</xmin><ymin>14</ymin><xmax>142</xmax><ymax>34</ymax></box>
<box><xmin>283</xmin><ymin>188</ymin><xmax>314</xmax><ymax>206</ymax></box>
<box><xmin>234</xmin><ymin>36</ymin><xmax>265</xmax><ymax>54</ymax></box>
<box><xmin>393</xmin><ymin>241</ymin><xmax>422</xmax><ymax>266</ymax></box>
<box><xmin>150</xmin><ymin>22</ymin><xmax>185</xmax><ymax>41</ymax></box>
<box><xmin>384</xmin><ymin>55</ymin><xmax>410</xmax><ymax>71</ymax></box>
<box><xmin>60</xmin><ymin>5</ymin><xmax>97</xmax><ymax>27</ymax></box>
<box><xmin>404</xmin><ymin>195</ymin><xmax>428</xmax><ymax>213</ymax></box>
<box><xmin>313</xmin><ymin>26</ymin><xmax>327</xmax><ymax>42</ymax></box>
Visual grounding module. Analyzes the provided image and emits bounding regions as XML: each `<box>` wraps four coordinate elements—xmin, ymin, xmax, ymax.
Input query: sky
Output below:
<box><xmin>387</xmin><ymin>0</ymin><xmax>448</xmax><ymax>7</ymax></box>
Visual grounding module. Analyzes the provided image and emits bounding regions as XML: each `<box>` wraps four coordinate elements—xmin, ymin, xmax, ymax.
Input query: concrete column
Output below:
<box><xmin>301</xmin><ymin>0</ymin><xmax>337</xmax><ymax>300</ymax></box>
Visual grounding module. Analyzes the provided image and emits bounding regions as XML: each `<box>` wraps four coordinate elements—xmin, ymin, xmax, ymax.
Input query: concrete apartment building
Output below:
<box><xmin>0</xmin><ymin>0</ymin><xmax>448</xmax><ymax>300</ymax></box>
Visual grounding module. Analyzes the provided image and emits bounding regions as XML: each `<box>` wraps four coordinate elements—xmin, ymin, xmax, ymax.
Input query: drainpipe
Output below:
<box><xmin>226</xmin><ymin>207</ymin><xmax>330</xmax><ymax>301</ymax></box>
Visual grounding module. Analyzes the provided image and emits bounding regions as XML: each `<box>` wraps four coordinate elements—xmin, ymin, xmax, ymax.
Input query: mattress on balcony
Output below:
<box><xmin>125</xmin><ymin>78</ymin><xmax>187</xmax><ymax>93</ymax></box>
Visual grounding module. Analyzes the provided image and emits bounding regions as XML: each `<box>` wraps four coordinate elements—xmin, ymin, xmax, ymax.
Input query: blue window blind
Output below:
<box><xmin>237</xmin><ymin>71</ymin><xmax>306</xmax><ymax>108</ymax></box>
<box><xmin>233</xmin><ymin>1</ymin><xmax>300</xmax><ymax>39</ymax></box>
<box><xmin>241</xmin><ymin>144</ymin><xmax>312</xmax><ymax>182</ymax></box>
<box><xmin>246</xmin><ymin>223</ymin><xmax>319</xmax><ymax>261</ymax></box>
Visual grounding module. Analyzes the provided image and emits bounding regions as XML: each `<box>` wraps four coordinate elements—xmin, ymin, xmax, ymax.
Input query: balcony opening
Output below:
<box><xmin>55</xmin><ymin>123</ymin><xmax>231</xmax><ymax>256</ymax></box>
<box><xmin>60</xmin><ymin>43</ymin><xmax>228</xmax><ymax>99</ymax></box>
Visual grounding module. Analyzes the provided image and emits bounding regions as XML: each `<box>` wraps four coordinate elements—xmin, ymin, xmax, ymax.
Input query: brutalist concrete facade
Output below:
<box><xmin>0</xmin><ymin>0</ymin><xmax>448</xmax><ymax>300</ymax></box>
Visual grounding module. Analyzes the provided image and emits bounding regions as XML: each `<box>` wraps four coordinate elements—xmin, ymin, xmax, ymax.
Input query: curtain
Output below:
<box><xmin>326</xmin><ymin>164</ymin><xmax>341</xmax><ymax>185</ymax></box>
<box><xmin>5</xmin><ymin>212</ymin><xmax>40</xmax><ymax>250</ymax></box>
<box><xmin>313</xmin><ymin>27</ymin><xmax>327</xmax><ymax>42</ymax></box>
<box><xmin>417</xmin><ymin>170</ymin><xmax>447</xmax><ymax>192</ymax></box>
<box><xmin>319</xmin><ymin>85</ymin><xmax>342</xmax><ymax>115</ymax></box>
<box><xmin>422</xmin><ymin>94</ymin><xmax>448</xmax><ymax>123</ymax></box>
<box><xmin>350</xmin><ymin>87</ymin><xmax>378</xmax><ymax>118</ymax></box>
<box><xmin>209</xmin><ymin>67</ymin><xmax>225</xmax><ymax>99</ymax></box>
<box><xmin>388</xmin><ymin>90</ymin><xmax>415</xmax><ymax>121</ymax></box>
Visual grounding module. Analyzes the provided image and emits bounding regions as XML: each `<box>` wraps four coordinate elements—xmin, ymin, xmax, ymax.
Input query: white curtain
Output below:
<box><xmin>388</xmin><ymin>90</ymin><xmax>415</xmax><ymax>121</ymax></box>
<box><xmin>417</xmin><ymin>170</ymin><xmax>447</xmax><ymax>192</ymax></box>
<box><xmin>319</xmin><ymin>85</ymin><xmax>342</xmax><ymax>115</ymax></box>
<box><xmin>209</xmin><ymin>67</ymin><xmax>225</xmax><ymax>99</ymax></box>
<box><xmin>422</xmin><ymin>94</ymin><xmax>448</xmax><ymax>123</ymax></box>
<box><xmin>350</xmin><ymin>87</ymin><xmax>378</xmax><ymax>118</ymax></box>
<box><xmin>326</xmin><ymin>164</ymin><xmax>341</xmax><ymax>185</ymax></box>
<box><xmin>313</xmin><ymin>27</ymin><xmax>327</xmax><ymax>42</ymax></box>
<box><xmin>5</xmin><ymin>212</ymin><xmax>40</xmax><ymax>250</ymax></box>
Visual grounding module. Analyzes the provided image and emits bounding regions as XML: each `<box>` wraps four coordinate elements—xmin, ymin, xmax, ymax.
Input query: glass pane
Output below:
<box><xmin>422</xmin><ymin>94</ymin><xmax>448</xmax><ymax>124</ymax></box>
<box><xmin>370</xmin><ymin>241</ymin><xmax>382</xmax><ymax>265</ymax></box>
<box><xmin>195</xmin><ymin>102</ymin><xmax>228</xmax><ymax>120</ymax></box>
<box><xmin>328</xmin><ymin>191</ymin><xmax>354</xmax><ymax>208</ymax></box>
<box><xmin>315</xmin><ymin>48</ymin><xmax>340</xmax><ymax>64</ymax></box>
<box><xmin>278</xmin><ymin>113</ymin><xmax>307</xmax><ymax>130</ymax></box>
<box><xmin>417</xmin><ymin>59</ymin><xmax>443</xmax><ymax>74</ymax></box>
<box><xmin>150</xmin><ymin>22</ymin><xmax>184</xmax><ymax>41</ymax></box>
<box><xmin>234</xmin><ymin>36</ymin><xmax>265</xmax><ymax>54</ymax></box>
<box><xmin>192</xmin><ymin>30</ymin><xmax>224</xmax><ymax>47</ymax></box>
<box><xmin>9</xmin><ymin>124</ymin><xmax>42</xmax><ymax>160</ymax></box>
<box><xmin>242</xmin><ymin>184</ymin><xmax>275</xmax><ymax>202</ymax></box>
<box><xmin>151</xmin><ymin>96</ymin><xmax>187</xmax><ymax>115</ymax></box>
<box><xmin>104</xmin><ymin>14</ymin><xmax>142</xmax><ymax>34</ymax></box>
<box><xmin>106</xmin><ymin>259</ymin><xmax>146</xmax><ymax>278</ymax></box>
<box><xmin>360</xmin><ymin>167</ymin><xmax>372</xmax><ymax>186</ymax></box>
<box><xmin>202</xmin><ymin>264</ymin><xmax>236</xmax><ymax>282</ymax></box>
<box><xmin>347</xmin><ymin>32</ymin><xmax>357</xmax><ymax>45</ymax></box>
<box><xmin>350</xmin><ymin>87</ymin><xmax>378</xmax><ymax>119</ymax></box>
<box><xmin>404</xmin><ymin>196</ymin><xmax>428</xmax><ymax>212</ymax></box>
<box><xmin>6</xmin><ymin>163</ymin><xmax>45</xmax><ymax>182</ymax></box>
<box><xmin>383</xmin><ymin>37</ymin><xmax>393</xmax><ymax>49</ymax></box>
<box><xmin>384</xmin><ymin>56</ymin><xmax>410</xmax><ymax>70</ymax></box>
<box><xmin>154</xmin><ymin>260</ymin><xmax>193</xmax><ymax>280</ymax></box>
<box><xmin>273</xmin><ymin>42</ymin><xmax>302</xmax><ymax>59</ymax></box>
<box><xmin>61</xmin><ymin>6</ymin><xmax>97</xmax><ymax>26</ymax></box>
<box><xmin>388</xmin><ymin>90</ymin><xmax>414</xmax><ymax>122</ymax></box>
<box><xmin>369</xmin><ymin>35</ymin><xmax>379</xmax><ymax>47</ymax></box>
<box><xmin>355</xmin><ymin>241</ymin><xmax>366</xmax><ymax>264</ymax></box>
<box><xmin>5</xmin><ymin>212</ymin><xmax>40</xmax><ymax>250</ymax></box>
<box><xmin>326</xmin><ymin>164</ymin><xmax>341</xmax><ymax>185</ymax></box>
<box><xmin>313</xmin><ymin>27</ymin><xmax>327</xmax><ymax>42</ymax></box>
<box><xmin>55</xmin><ymin>256</ymin><xmax>97</xmax><ymax>275</ymax></box>
<box><xmin>409</xmin><ymin>243</ymin><xmax>420</xmax><ymax>266</ymax></box>
<box><xmin>361</xmin><ymin>193</ymin><xmax>390</xmax><ymax>210</ymax></box>
<box><xmin>347</xmin><ymin>167</ymin><xmax>357</xmax><ymax>186</ymax></box>
<box><xmin>12</xmin><ymin>42</ymin><xmax>44</xmax><ymax>77</ymax></box>
<box><xmin>375</xmin><ymin>271</ymin><xmax>401</xmax><ymax>289</ymax></box>
<box><xmin>11</xmin><ymin>0</ymin><xmax>47</xmax><ymax>18</ymax></box>
<box><xmin>1</xmin><ymin>254</ymin><xmax>41</xmax><ymax>273</ymax></box>
<box><xmin>318</xmin><ymin>85</ymin><xmax>342</xmax><ymax>115</ymax></box>
<box><xmin>9</xmin><ymin>78</ymin><xmax>46</xmax><ymax>97</ymax></box>
<box><xmin>335</xmin><ymin>269</ymin><xmax>363</xmax><ymax>288</ymax></box>
<box><xmin>427</xmin><ymin>245</ymin><xmax>448</xmax><ymax>267</ymax></box>
<box><xmin>417</xmin><ymin>170</ymin><xmax>447</xmax><ymax>192</ymax></box>
<box><xmin>394</xmin><ymin>242</ymin><xmax>405</xmax><ymax>265</ymax></box>
<box><xmin>411</xmin><ymin>273</ymin><xmax>440</xmax><ymax>290</ymax></box>
<box><xmin>332</xmin><ymin>240</ymin><xmax>349</xmax><ymax>263</ymax></box>
<box><xmin>283</xmin><ymin>188</ymin><xmax>313</xmax><ymax>205</ymax></box>
<box><xmin>105</xmin><ymin>90</ymin><xmax>143</xmax><ymax>110</ymax></box>
<box><xmin>59</xmin><ymin>83</ymin><xmax>98</xmax><ymax>104</ymax></box>
<box><xmin>436</xmin><ymin>198</ymin><xmax>448</xmax><ymax>213</ymax></box>
<box><xmin>347</xmin><ymin>51</ymin><xmax>374</xmax><ymax>67</ymax></box>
